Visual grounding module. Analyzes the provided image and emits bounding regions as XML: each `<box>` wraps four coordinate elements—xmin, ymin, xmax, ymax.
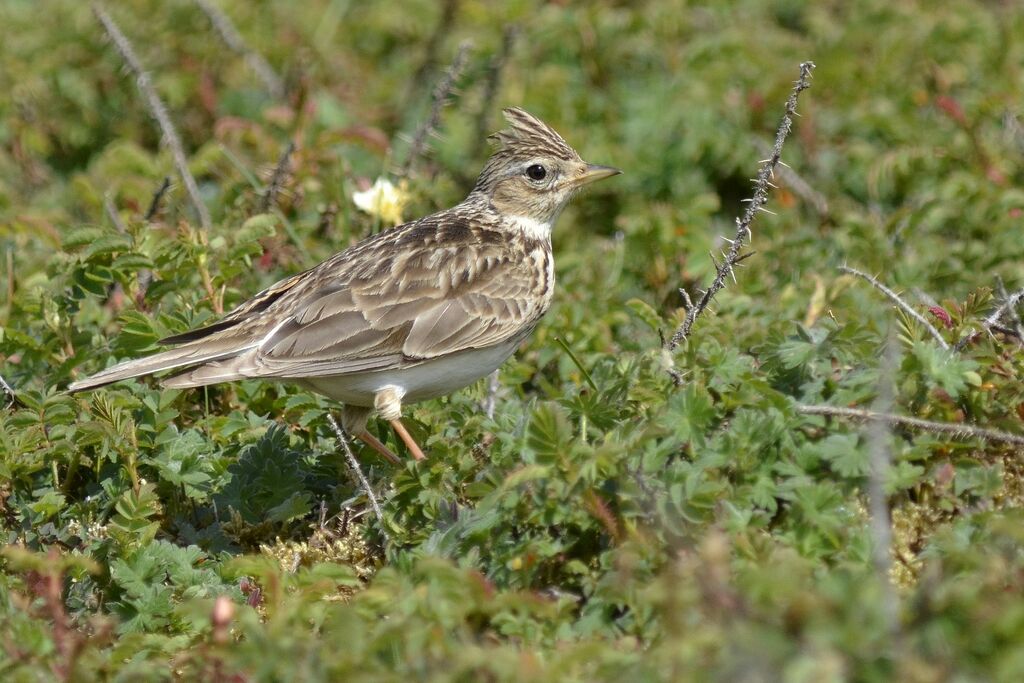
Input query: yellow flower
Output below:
<box><xmin>352</xmin><ymin>177</ymin><xmax>410</xmax><ymax>226</ymax></box>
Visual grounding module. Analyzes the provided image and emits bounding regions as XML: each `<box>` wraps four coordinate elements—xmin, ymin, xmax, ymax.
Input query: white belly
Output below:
<box><xmin>298</xmin><ymin>339</ymin><xmax>520</xmax><ymax>407</ymax></box>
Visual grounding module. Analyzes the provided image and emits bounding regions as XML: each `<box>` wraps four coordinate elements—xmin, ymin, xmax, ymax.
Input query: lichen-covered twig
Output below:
<box><xmin>93</xmin><ymin>3</ymin><xmax>212</xmax><ymax>230</ymax></box>
<box><xmin>399</xmin><ymin>41</ymin><xmax>472</xmax><ymax>175</ymax></box>
<box><xmin>194</xmin><ymin>0</ymin><xmax>285</xmax><ymax>100</ymax></box>
<box><xmin>259</xmin><ymin>141</ymin><xmax>295</xmax><ymax>213</ymax></box>
<box><xmin>796</xmin><ymin>403</ymin><xmax>1024</xmax><ymax>446</ymax></box>
<box><xmin>840</xmin><ymin>265</ymin><xmax>950</xmax><ymax>350</ymax></box>
<box><xmin>326</xmin><ymin>414</ymin><xmax>390</xmax><ymax>544</ymax></box>
<box><xmin>665</xmin><ymin>62</ymin><xmax>815</xmax><ymax>369</ymax></box>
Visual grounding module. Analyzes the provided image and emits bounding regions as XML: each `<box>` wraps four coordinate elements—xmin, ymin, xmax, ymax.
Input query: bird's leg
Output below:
<box><xmin>374</xmin><ymin>386</ymin><xmax>426</xmax><ymax>461</ymax></box>
<box><xmin>355</xmin><ymin>429</ymin><xmax>403</xmax><ymax>466</ymax></box>
<box><xmin>389</xmin><ymin>419</ymin><xmax>426</xmax><ymax>461</ymax></box>
<box><xmin>340</xmin><ymin>404</ymin><xmax>401</xmax><ymax>466</ymax></box>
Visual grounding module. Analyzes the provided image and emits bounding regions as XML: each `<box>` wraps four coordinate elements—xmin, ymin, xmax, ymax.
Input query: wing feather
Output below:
<box><xmin>247</xmin><ymin>227</ymin><xmax>550</xmax><ymax>379</ymax></box>
<box><xmin>89</xmin><ymin>211</ymin><xmax>552</xmax><ymax>387</ymax></box>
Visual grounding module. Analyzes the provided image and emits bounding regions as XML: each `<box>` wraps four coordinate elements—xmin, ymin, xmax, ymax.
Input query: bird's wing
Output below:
<box><xmin>247</xmin><ymin>225</ymin><xmax>550</xmax><ymax>378</ymax></box>
<box><xmin>161</xmin><ymin>213</ymin><xmax>551</xmax><ymax>386</ymax></box>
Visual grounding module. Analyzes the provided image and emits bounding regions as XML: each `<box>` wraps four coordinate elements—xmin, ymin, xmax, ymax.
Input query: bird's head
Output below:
<box><xmin>471</xmin><ymin>107</ymin><xmax>620</xmax><ymax>237</ymax></box>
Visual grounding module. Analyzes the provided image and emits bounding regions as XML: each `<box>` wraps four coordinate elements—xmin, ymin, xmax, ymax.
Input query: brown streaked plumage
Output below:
<box><xmin>68</xmin><ymin>107</ymin><xmax>620</xmax><ymax>463</ymax></box>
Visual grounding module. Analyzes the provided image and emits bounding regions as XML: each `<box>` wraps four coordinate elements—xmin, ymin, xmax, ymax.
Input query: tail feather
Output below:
<box><xmin>67</xmin><ymin>343</ymin><xmax>250</xmax><ymax>393</ymax></box>
<box><xmin>161</xmin><ymin>350</ymin><xmax>260</xmax><ymax>389</ymax></box>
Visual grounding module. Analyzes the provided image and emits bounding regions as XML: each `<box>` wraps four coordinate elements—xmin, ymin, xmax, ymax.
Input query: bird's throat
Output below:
<box><xmin>505</xmin><ymin>214</ymin><xmax>554</xmax><ymax>241</ymax></box>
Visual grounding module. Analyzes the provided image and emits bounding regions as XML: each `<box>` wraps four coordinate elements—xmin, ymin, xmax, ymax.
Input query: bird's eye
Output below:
<box><xmin>526</xmin><ymin>164</ymin><xmax>547</xmax><ymax>181</ymax></box>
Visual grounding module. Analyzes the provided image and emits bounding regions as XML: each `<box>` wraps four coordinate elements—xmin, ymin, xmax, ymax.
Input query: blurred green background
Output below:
<box><xmin>2</xmin><ymin>0</ymin><xmax>1024</xmax><ymax>680</ymax></box>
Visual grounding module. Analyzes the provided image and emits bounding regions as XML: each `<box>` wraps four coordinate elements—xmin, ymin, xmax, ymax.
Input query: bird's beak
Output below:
<box><xmin>576</xmin><ymin>164</ymin><xmax>622</xmax><ymax>186</ymax></box>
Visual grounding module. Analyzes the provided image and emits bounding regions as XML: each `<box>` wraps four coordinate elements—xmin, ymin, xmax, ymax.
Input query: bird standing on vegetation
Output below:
<box><xmin>69</xmin><ymin>108</ymin><xmax>620</xmax><ymax>463</ymax></box>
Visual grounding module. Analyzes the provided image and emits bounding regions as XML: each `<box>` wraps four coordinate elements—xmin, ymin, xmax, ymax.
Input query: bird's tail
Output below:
<box><xmin>67</xmin><ymin>343</ymin><xmax>247</xmax><ymax>393</ymax></box>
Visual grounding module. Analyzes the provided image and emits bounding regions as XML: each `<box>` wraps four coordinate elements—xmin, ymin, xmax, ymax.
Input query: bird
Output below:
<box><xmin>68</xmin><ymin>107</ymin><xmax>621</xmax><ymax>464</ymax></box>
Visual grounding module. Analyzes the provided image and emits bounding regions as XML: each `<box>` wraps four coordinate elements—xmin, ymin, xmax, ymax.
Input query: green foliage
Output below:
<box><xmin>3</xmin><ymin>0</ymin><xmax>1024</xmax><ymax>680</ymax></box>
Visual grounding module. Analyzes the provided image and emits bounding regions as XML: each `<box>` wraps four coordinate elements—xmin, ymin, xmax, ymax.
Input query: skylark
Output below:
<box><xmin>69</xmin><ymin>108</ymin><xmax>620</xmax><ymax>463</ymax></box>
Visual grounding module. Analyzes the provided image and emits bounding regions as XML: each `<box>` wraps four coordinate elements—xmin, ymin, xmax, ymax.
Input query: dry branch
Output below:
<box><xmin>840</xmin><ymin>265</ymin><xmax>950</xmax><ymax>350</ymax></box>
<box><xmin>194</xmin><ymin>0</ymin><xmax>285</xmax><ymax>100</ymax></box>
<box><xmin>93</xmin><ymin>3</ymin><xmax>211</xmax><ymax>229</ymax></box>
<box><xmin>327</xmin><ymin>414</ymin><xmax>390</xmax><ymax>544</ymax></box>
<box><xmin>400</xmin><ymin>41</ymin><xmax>472</xmax><ymax>175</ymax></box>
<box><xmin>665</xmin><ymin>62</ymin><xmax>815</xmax><ymax>368</ymax></box>
<box><xmin>796</xmin><ymin>403</ymin><xmax>1024</xmax><ymax>446</ymax></box>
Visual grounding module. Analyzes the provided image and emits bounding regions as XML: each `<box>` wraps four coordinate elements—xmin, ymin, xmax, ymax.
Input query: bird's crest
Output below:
<box><xmin>488</xmin><ymin>107</ymin><xmax>579</xmax><ymax>161</ymax></box>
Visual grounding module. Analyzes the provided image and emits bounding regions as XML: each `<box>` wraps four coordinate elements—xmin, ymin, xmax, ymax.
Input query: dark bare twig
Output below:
<box><xmin>260</xmin><ymin>141</ymin><xmax>295</xmax><ymax>213</ymax></box>
<box><xmin>400</xmin><ymin>41</ymin><xmax>472</xmax><ymax>175</ymax></box>
<box><xmin>796</xmin><ymin>403</ymin><xmax>1024</xmax><ymax>446</ymax></box>
<box><xmin>92</xmin><ymin>3</ymin><xmax>211</xmax><ymax>229</ymax></box>
<box><xmin>840</xmin><ymin>265</ymin><xmax>950</xmax><ymax>350</ymax></box>
<box><xmin>144</xmin><ymin>176</ymin><xmax>171</xmax><ymax>221</ymax></box>
<box><xmin>666</xmin><ymin>62</ymin><xmax>815</xmax><ymax>369</ymax></box>
<box><xmin>326</xmin><ymin>414</ymin><xmax>390</xmax><ymax>544</ymax></box>
<box><xmin>471</xmin><ymin>25</ymin><xmax>518</xmax><ymax>160</ymax></box>
<box><xmin>194</xmin><ymin>0</ymin><xmax>285</xmax><ymax>100</ymax></box>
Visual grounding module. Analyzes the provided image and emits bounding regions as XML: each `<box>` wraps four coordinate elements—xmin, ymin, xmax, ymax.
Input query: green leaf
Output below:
<box><xmin>526</xmin><ymin>402</ymin><xmax>573</xmax><ymax>462</ymax></box>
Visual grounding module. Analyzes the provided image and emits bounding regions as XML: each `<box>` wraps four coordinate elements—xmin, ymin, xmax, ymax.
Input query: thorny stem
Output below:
<box><xmin>327</xmin><ymin>414</ymin><xmax>391</xmax><ymax>544</ymax></box>
<box><xmin>840</xmin><ymin>265</ymin><xmax>950</xmax><ymax>350</ymax></box>
<box><xmin>953</xmin><ymin>286</ymin><xmax>1024</xmax><ymax>351</ymax></box>
<box><xmin>796</xmin><ymin>403</ymin><xmax>1024</xmax><ymax>446</ymax></box>
<box><xmin>93</xmin><ymin>3</ymin><xmax>212</xmax><ymax>229</ymax></box>
<box><xmin>666</xmin><ymin>62</ymin><xmax>815</xmax><ymax>371</ymax></box>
